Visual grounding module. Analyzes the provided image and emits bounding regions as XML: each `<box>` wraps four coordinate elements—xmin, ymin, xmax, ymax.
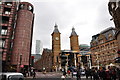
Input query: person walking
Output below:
<box><xmin>98</xmin><ymin>67</ymin><xmax>106</xmax><ymax>80</ymax></box>
<box><xmin>111</xmin><ymin>68</ymin><xmax>117</xmax><ymax>80</ymax></box>
<box><xmin>106</xmin><ymin>68</ymin><xmax>111</xmax><ymax>80</ymax></box>
<box><xmin>76</xmin><ymin>68</ymin><xmax>81</xmax><ymax>80</ymax></box>
<box><xmin>116</xmin><ymin>68</ymin><xmax>120</xmax><ymax>80</ymax></box>
<box><xmin>85</xmin><ymin>67</ymin><xmax>90</xmax><ymax>79</ymax></box>
<box><xmin>93</xmin><ymin>67</ymin><xmax>99</xmax><ymax>80</ymax></box>
<box><xmin>33</xmin><ymin>69</ymin><xmax>36</xmax><ymax>78</ymax></box>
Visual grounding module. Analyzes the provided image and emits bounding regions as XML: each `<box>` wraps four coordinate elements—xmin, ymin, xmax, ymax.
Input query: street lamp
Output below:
<box><xmin>17</xmin><ymin>54</ymin><xmax>22</xmax><ymax>72</ymax></box>
<box><xmin>19</xmin><ymin>54</ymin><xmax>22</xmax><ymax>72</ymax></box>
<box><xmin>65</xmin><ymin>54</ymin><xmax>70</xmax><ymax>72</ymax></box>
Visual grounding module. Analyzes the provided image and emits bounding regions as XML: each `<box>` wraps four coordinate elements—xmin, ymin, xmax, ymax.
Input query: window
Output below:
<box><xmin>0</xmin><ymin>2</ymin><xmax>2</xmax><ymax>4</ymax></box>
<box><xmin>5</xmin><ymin>11</ymin><xmax>11</xmax><ymax>14</ymax></box>
<box><xmin>4</xmin><ymin>7</ymin><xmax>11</xmax><ymax>15</ymax></box>
<box><xmin>1</xmin><ymin>29</ymin><xmax>7</xmax><ymax>35</ymax></box>
<box><xmin>108</xmin><ymin>34</ymin><xmax>112</xmax><ymax>40</ymax></box>
<box><xmin>2</xmin><ymin>16</ymin><xmax>9</xmax><ymax>24</ymax></box>
<box><xmin>0</xmin><ymin>40</ymin><xmax>2</xmax><ymax>47</ymax></box>
<box><xmin>28</xmin><ymin>6</ymin><xmax>32</xmax><ymax>10</ymax></box>
<box><xmin>0</xmin><ymin>40</ymin><xmax>5</xmax><ymax>47</ymax></box>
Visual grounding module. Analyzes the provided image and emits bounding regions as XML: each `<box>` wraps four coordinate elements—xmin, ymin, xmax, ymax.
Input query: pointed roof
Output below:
<box><xmin>53</xmin><ymin>23</ymin><xmax>60</xmax><ymax>33</ymax></box>
<box><xmin>70</xmin><ymin>27</ymin><xmax>78</xmax><ymax>36</ymax></box>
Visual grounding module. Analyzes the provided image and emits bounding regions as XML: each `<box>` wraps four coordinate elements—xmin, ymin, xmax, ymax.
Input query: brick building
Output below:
<box><xmin>51</xmin><ymin>24</ymin><xmax>61</xmax><ymax>71</ymax></box>
<box><xmin>0</xmin><ymin>1</ymin><xmax>34</xmax><ymax>72</ymax></box>
<box><xmin>69</xmin><ymin>27</ymin><xmax>80</xmax><ymax>66</ymax></box>
<box><xmin>34</xmin><ymin>48</ymin><xmax>52</xmax><ymax>72</ymax></box>
<box><xmin>70</xmin><ymin>27</ymin><xmax>80</xmax><ymax>52</ymax></box>
<box><xmin>90</xmin><ymin>27</ymin><xmax>118</xmax><ymax>67</ymax></box>
<box><xmin>11</xmin><ymin>2</ymin><xmax>34</xmax><ymax>72</ymax></box>
<box><xmin>0</xmin><ymin>1</ymin><xmax>19</xmax><ymax>72</ymax></box>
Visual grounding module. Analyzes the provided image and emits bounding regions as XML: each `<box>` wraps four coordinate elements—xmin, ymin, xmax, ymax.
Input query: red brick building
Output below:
<box><xmin>0</xmin><ymin>1</ymin><xmax>34</xmax><ymax>72</ymax></box>
<box><xmin>0</xmin><ymin>1</ymin><xmax>19</xmax><ymax>72</ymax></box>
<box><xmin>34</xmin><ymin>48</ymin><xmax>52</xmax><ymax>72</ymax></box>
<box><xmin>11</xmin><ymin>2</ymin><xmax>34</xmax><ymax>72</ymax></box>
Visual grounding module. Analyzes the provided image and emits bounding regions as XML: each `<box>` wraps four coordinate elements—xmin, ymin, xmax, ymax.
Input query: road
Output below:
<box><xmin>25</xmin><ymin>72</ymin><xmax>92</xmax><ymax>80</ymax></box>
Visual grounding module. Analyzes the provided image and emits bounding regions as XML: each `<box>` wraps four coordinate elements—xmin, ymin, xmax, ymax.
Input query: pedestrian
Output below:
<box><xmin>98</xmin><ymin>67</ymin><xmax>106</xmax><ymax>80</ymax></box>
<box><xmin>85</xmin><ymin>67</ymin><xmax>90</xmax><ymax>79</ymax></box>
<box><xmin>67</xmin><ymin>70</ymin><xmax>70</xmax><ymax>76</ymax></box>
<box><xmin>76</xmin><ymin>68</ymin><xmax>81</xmax><ymax>80</ymax></box>
<box><xmin>93</xmin><ymin>67</ymin><xmax>99</xmax><ymax>80</ymax></box>
<box><xmin>116</xmin><ymin>68</ymin><xmax>120</xmax><ymax>80</ymax></box>
<box><xmin>63</xmin><ymin>70</ymin><xmax>66</xmax><ymax>75</ymax></box>
<box><xmin>89</xmin><ymin>68</ymin><xmax>94</xmax><ymax>80</ymax></box>
<box><xmin>111</xmin><ymin>68</ymin><xmax>117</xmax><ymax>80</ymax></box>
<box><xmin>106</xmin><ymin>68</ymin><xmax>111</xmax><ymax>80</ymax></box>
<box><xmin>33</xmin><ymin>69</ymin><xmax>36</xmax><ymax>78</ymax></box>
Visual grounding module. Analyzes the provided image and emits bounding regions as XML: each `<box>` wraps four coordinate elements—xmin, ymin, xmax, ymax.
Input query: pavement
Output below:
<box><xmin>25</xmin><ymin>72</ymin><xmax>91</xmax><ymax>80</ymax></box>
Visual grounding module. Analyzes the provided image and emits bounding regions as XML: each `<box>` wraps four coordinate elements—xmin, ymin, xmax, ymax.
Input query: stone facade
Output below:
<box><xmin>90</xmin><ymin>27</ymin><xmax>118</xmax><ymax>66</ymax></box>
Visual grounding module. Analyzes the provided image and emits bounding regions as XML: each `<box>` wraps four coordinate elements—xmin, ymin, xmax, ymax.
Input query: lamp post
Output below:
<box><xmin>17</xmin><ymin>54</ymin><xmax>22</xmax><ymax>72</ymax></box>
<box><xmin>19</xmin><ymin>54</ymin><xmax>22</xmax><ymax>72</ymax></box>
<box><xmin>65</xmin><ymin>54</ymin><xmax>69</xmax><ymax>72</ymax></box>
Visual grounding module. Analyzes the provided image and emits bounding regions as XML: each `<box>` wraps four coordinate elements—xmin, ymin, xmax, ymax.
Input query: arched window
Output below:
<box><xmin>108</xmin><ymin>34</ymin><xmax>112</xmax><ymax>40</ymax></box>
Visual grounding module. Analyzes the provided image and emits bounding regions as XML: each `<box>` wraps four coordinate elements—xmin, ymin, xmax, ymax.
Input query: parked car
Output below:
<box><xmin>1</xmin><ymin>72</ymin><xmax>24</xmax><ymax>80</ymax></box>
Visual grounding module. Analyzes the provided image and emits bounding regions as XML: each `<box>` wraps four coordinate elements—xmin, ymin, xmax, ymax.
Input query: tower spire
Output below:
<box><xmin>70</xmin><ymin>27</ymin><xmax>78</xmax><ymax>36</ymax></box>
<box><xmin>53</xmin><ymin>23</ymin><xmax>60</xmax><ymax>33</ymax></box>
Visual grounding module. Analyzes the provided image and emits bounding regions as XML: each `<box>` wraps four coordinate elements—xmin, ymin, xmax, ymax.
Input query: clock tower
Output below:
<box><xmin>51</xmin><ymin>24</ymin><xmax>61</xmax><ymax>71</ymax></box>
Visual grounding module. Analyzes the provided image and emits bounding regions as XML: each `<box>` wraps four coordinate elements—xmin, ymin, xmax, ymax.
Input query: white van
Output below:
<box><xmin>0</xmin><ymin>72</ymin><xmax>24</xmax><ymax>80</ymax></box>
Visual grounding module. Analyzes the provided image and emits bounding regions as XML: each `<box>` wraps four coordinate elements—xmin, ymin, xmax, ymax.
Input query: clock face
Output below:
<box><xmin>55</xmin><ymin>37</ymin><xmax>59</xmax><ymax>40</ymax></box>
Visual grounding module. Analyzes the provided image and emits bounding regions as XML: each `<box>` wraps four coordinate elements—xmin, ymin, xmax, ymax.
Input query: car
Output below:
<box><xmin>81</xmin><ymin>69</ymin><xmax>85</xmax><ymax>75</ymax></box>
<box><xmin>0</xmin><ymin>72</ymin><xmax>24</xmax><ymax>80</ymax></box>
<box><xmin>72</xmin><ymin>71</ymin><xmax>77</xmax><ymax>76</ymax></box>
<box><xmin>71</xmin><ymin>69</ymin><xmax>77</xmax><ymax>77</ymax></box>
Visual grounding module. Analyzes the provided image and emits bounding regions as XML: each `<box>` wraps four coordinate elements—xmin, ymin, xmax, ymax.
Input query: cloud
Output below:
<box><xmin>21</xmin><ymin>0</ymin><xmax>115</xmax><ymax>54</ymax></box>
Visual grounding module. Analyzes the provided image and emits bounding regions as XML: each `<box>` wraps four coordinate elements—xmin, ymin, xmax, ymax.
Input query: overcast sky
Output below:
<box><xmin>21</xmin><ymin>0</ymin><xmax>114</xmax><ymax>54</ymax></box>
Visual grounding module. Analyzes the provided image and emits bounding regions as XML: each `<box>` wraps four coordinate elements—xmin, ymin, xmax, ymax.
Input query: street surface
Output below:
<box><xmin>25</xmin><ymin>72</ymin><xmax>91</xmax><ymax>80</ymax></box>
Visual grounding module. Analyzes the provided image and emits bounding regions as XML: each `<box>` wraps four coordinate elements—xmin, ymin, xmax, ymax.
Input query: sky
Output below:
<box><xmin>21</xmin><ymin>0</ymin><xmax>115</xmax><ymax>54</ymax></box>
